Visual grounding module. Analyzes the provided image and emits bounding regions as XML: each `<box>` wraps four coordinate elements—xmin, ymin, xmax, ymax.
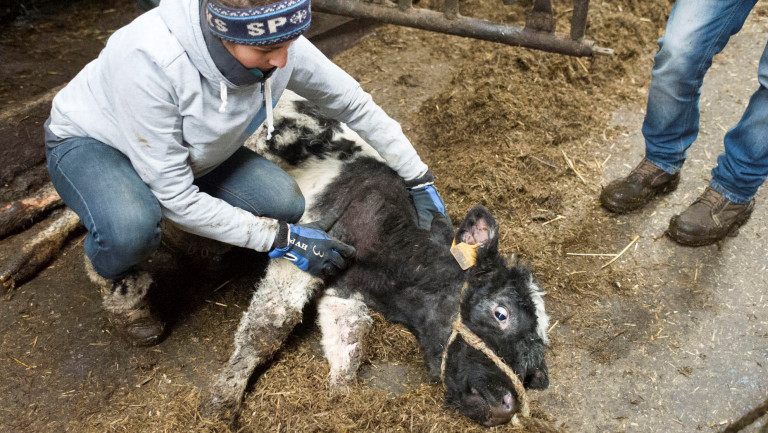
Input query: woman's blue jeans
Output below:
<box><xmin>642</xmin><ymin>0</ymin><xmax>767</xmax><ymax>204</ymax></box>
<box><xmin>46</xmin><ymin>138</ymin><xmax>304</xmax><ymax>280</ymax></box>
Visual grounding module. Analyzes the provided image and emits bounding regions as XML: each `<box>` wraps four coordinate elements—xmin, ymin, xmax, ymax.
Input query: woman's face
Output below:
<box><xmin>221</xmin><ymin>39</ymin><xmax>294</xmax><ymax>71</ymax></box>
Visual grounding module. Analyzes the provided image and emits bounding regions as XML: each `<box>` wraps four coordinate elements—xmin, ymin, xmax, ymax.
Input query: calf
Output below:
<box><xmin>206</xmin><ymin>91</ymin><xmax>550</xmax><ymax>427</ymax></box>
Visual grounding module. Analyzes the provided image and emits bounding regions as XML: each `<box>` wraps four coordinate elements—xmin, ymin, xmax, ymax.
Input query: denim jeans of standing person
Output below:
<box><xmin>642</xmin><ymin>0</ymin><xmax>768</xmax><ymax>204</ymax></box>
<box><xmin>46</xmin><ymin>137</ymin><xmax>304</xmax><ymax>280</ymax></box>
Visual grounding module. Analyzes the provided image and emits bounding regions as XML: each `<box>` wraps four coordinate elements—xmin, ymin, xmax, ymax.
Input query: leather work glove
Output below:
<box><xmin>405</xmin><ymin>170</ymin><xmax>450</xmax><ymax>231</ymax></box>
<box><xmin>268</xmin><ymin>222</ymin><xmax>356</xmax><ymax>278</ymax></box>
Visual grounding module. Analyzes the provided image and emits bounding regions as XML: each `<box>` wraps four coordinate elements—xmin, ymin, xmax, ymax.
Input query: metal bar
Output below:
<box><xmin>444</xmin><ymin>0</ymin><xmax>459</xmax><ymax>20</ymax></box>
<box><xmin>570</xmin><ymin>0</ymin><xmax>589</xmax><ymax>40</ymax></box>
<box><xmin>312</xmin><ymin>0</ymin><xmax>612</xmax><ymax>57</ymax></box>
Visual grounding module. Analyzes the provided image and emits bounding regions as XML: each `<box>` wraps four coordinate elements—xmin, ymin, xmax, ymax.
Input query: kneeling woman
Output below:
<box><xmin>44</xmin><ymin>0</ymin><xmax>447</xmax><ymax>346</ymax></box>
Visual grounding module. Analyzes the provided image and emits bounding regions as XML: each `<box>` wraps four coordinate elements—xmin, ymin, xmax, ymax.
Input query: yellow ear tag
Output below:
<box><xmin>450</xmin><ymin>239</ymin><xmax>479</xmax><ymax>270</ymax></box>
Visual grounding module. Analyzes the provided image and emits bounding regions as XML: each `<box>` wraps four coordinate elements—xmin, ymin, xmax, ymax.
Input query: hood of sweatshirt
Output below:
<box><xmin>159</xmin><ymin>0</ymin><xmax>278</xmax><ymax>135</ymax></box>
<box><xmin>159</xmin><ymin>0</ymin><xmax>227</xmax><ymax>87</ymax></box>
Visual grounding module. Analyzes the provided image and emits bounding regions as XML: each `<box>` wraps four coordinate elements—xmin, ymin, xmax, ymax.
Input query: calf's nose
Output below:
<box><xmin>502</xmin><ymin>392</ymin><xmax>513</xmax><ymax>412</ymax></box>
<box><xmin>485</xmin><ymin>391</ymin><xmax>515</xmax><ymax>426</ymax></box>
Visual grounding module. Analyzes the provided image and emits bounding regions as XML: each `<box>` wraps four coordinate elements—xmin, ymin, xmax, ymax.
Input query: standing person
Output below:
<box><xmin>599</xmin><ymin>0</ymin><xmax>765</xmax><ymax>246</ymax></box>
<box><xmin>45</xmin><ymin>0</ymin><xmax>448</xmax><ymax>346</ymax></box>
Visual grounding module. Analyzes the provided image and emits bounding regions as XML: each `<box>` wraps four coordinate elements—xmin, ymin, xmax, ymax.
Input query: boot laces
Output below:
<box><xmin>695</xmin><ymin>187</ymin><xmax>726</xmax><ymax>210</ymax></box>
<box><xmin>632</xmin><ymin>159</ymin><xmax>661</xmax><ymax>177</ymax></box>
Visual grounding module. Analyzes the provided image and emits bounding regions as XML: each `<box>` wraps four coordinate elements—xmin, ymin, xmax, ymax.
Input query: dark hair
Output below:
<box><xmin>215</xmin><ymin>0</ymin><xmax>276</xmax><ymax>7</ymax></box>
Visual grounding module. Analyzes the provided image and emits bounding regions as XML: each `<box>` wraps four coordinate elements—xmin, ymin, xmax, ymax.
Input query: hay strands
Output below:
<box><xmin>565</xmin><ymin>235</ymin><xmax>640</xmax><ymax>269</ymax></box>
<box><xmin>561</xmin><ymin>150</ymin><xmax>586</xmax><ymax>184</ymax></box>
<box><xmin>566</xmin><ymin>252</ymin><xmax>617</xmax><ymax>257</ymax></box>
<box><xmin>542</xmin><ymin>215</ymin><xmax>565</xmax><ymax>226</ymax></box>
<box><xmin>600</xmin><ymin>235</ymin><xmax>640</xmax><ymax>270</ymax></box>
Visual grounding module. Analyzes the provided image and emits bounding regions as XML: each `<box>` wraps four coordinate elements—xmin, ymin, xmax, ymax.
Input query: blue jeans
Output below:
<box><xmin>642</xmin><ymin>0</ymin><xmax>767</xmax><ymax>204</ymax></box>
<box><xmin>46</xmin><ymin>137</ymin><xmax>304</xmax><ymax>280</ymax></box>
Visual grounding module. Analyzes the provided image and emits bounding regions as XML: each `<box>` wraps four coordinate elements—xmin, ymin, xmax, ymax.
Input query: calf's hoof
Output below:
<box><xmin>328</xmin><ymin>373</ymin><xmax>355</xmax><ymax>393</ymax></box>
<box><xmin>198</xmin><ymin>377</ymin><xmax>247</xmax><ymax>423</ymax></box>
<box><xmin>198</xmin><ymin>398</ymin><xmax>240</xmax><ymax>425</ymax></box>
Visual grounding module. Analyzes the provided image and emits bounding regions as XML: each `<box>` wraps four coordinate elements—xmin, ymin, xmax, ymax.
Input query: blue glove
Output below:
<box><xmin>406</xmin><ymin>170</ymin><xmax>449</xmax><ymax>231</ymax></box>
<box><xmin>268</xmin><ymin>222</ymin><xmax>356</xmax><ymax>278</ymax></box>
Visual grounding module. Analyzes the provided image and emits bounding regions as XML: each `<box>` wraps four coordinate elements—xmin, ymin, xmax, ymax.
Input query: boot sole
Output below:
<box><xmin>108</xmin><ymin>315</ymin><xmax>166</xmax><ymax>347</ymax></box>
<box><xmin>601</xmin><ymin>176</ymin><xmax>680</xmax><ymax>214</ymax></box>
<box><xmin>667</xmin><ymin>205</ymin><xmax>754</xmax><ymax>246</ymax></box>
<box><xmin>112</xmin><ymin>325</ymin><xmax>166</xmax><ymax>347</ymax></box>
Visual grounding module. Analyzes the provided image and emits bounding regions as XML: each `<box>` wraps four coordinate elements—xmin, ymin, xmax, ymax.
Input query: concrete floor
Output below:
<box><xmin>539</xmin><ymin>12</ymin><xmax>768</xmax><ymax>433</ymax></box>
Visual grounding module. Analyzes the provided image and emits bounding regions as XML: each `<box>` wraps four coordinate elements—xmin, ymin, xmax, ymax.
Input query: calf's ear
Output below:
<box><xmin>454</xmin><ymin>206</ymin><xmax>499</xmax><ymax>258</ymax></box>
<box><xmin>525</xmin><ymin>364</ymin><xmax>549</xmax><ymax>389</ymax></box>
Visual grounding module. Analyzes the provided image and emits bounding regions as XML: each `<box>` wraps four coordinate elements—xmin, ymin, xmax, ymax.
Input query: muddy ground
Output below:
<box><xmin>1</xmin><ymin>0</ymin><xmax>767</xmax><ymax>432</ymax></box>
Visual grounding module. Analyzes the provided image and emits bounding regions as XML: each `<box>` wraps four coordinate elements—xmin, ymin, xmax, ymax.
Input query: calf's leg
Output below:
<box><xmin>203</xmin><ymin>259</ymin><xmax>321</xmax><ymax>420</ymax></box>
<box><xmin>317</xmin><ymin>290</ymin><xmax>372</xmax><ymax>389</ymax></box>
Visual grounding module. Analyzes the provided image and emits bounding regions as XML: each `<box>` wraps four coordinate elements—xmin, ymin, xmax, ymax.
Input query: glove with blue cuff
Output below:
<box><xmin>405</xmin><ymin>170</ymin><xmax>450</xmax><ymax>232</ymax></box>
<box><xmin>268</xmin><ymin>222</ymin><xmax>356</xmax><ymax>278</ymax></box>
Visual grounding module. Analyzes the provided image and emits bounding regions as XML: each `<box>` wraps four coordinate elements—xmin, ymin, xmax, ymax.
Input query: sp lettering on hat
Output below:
<box><xmin>206</xmin><ymin>0</ymin><xmax>311</xmax><ymax>46</ymax></box>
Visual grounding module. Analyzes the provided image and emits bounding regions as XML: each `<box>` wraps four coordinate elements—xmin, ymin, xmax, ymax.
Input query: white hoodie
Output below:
<box><xmin>46</xmin><ymin>0</ymin><xmax>428</xmax><ymax>252</ymax></box>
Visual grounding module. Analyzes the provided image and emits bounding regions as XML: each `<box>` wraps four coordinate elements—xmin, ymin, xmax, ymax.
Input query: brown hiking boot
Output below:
<box><xmin>85</xmin><ymin>257</ymin><xmax>165</xmax><ymax>346</ymax></box>
<box><xmin>109</xmin><ymin>300</ymin><xmax>165</xmax><ymax>347</ymax></box>
<box><xmin>667</xmin><ymin>187</ymin><xmax>755</xmax><ymax>246</ymax></box>
<box><xmin>600</xmin><ymin>158</ymin><xmax>680</xmax><ymax>213</ymax></box>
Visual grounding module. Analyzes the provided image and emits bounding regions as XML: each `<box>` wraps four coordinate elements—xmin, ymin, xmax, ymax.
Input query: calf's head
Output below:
<box><xmin>441</xmin><ymin>206</ymin><xmax>549</xmax><ymax>427</ymax></box>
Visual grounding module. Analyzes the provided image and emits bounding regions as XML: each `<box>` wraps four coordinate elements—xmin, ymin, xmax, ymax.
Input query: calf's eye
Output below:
<box><xmin>494</xmin><ymin>306</ymin><xmax>508</xmax><ymax>322</ymax></box>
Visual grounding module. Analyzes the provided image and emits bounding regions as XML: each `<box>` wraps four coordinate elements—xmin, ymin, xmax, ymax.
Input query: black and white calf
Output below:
<box><xmin>206</xmin><ymin>91</ymin><xmax>550</xmax><ymax>427</ymax></box>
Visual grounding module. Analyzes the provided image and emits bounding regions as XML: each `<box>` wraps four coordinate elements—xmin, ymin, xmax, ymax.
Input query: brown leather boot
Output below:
<box><xmin>600</xmin><ymin>158</ymin><xmax>681</xmax><ymax>213</ymax></box>
<box><xmin>103</xmin><ymin>272</ymin><xmax>165</xmax><ymax>346</ymax></box>
<box><xmin>667</xmin><ymin>187</ymin><xmax>755</xmax><ymax>246</ymax></box>
<box><xmin>108</xmin><ymin>300</ymin><xmax>165</xmax><ymax>347</ymax></box>
<box><xmin>85</xmin><ymin>257</ymin><xmax>165</xmax><ymax>346</ymax></box>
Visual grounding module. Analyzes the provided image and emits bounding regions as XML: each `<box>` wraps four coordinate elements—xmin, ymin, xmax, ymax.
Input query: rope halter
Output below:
<box><xmin>439</xmin><ymin>282</ymin><xmax>530</xmax><ymax>419</ymax></box>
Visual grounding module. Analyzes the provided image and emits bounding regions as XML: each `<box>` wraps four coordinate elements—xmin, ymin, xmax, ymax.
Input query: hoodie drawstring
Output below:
<box><xmin>218</xmin><ymin>81</ymin><xmax>228</xmax><ymax>113</ymax></box>
<box><xmin>264</xmin><ymin>77</ymin><xmax>274</xmax><ymax>140</ymax></box>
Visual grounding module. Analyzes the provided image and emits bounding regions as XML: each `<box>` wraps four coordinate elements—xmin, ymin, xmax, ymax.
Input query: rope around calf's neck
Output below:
<box><xmin>439</xmin><ymin>282</ymin><xmax>530</xmax><ymax>419</ymax></box>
